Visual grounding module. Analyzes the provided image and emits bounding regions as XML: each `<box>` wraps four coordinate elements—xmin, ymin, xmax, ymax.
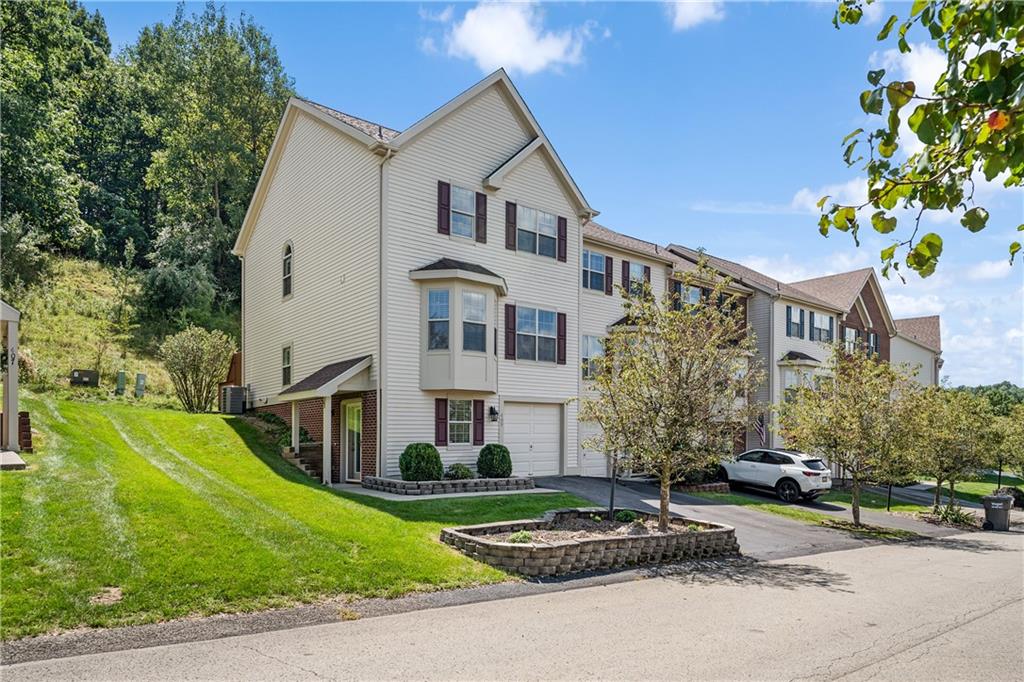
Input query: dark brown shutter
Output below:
<box><xmin>504</xmin><ymin>304</ymin><xmax>517</xmax><ymax>359</ymax></box>
<box><xmin>434</xmin><ymin>398</ymin><xmax>448</xmax><ymax>446</ymax></box>
<box><xmin>505</xmin><ymin>202</ymin><xmax>517</xmax><ymax>250</ymax></box>
<box><xmin>475</xmin><ymin>192</ymin><xmax>487</xmax><ymax>243</ymax></box>
<box><xmin>643</xmin><ymin>265</ymin><xmax>651</xmax><ymax>283</ymax></box>
<box><xmin>437</xmin><ymin>181</ymin><xmax>450</xmax><ymax>235</ymax></box>
<box><xmin>604</xmin><ymin>255</ymin><xmax>613</xmax><ymax>295</ymax></box>
<box><xmin>472</xmin><ymin>400</ymin><xmax>485</xmax><ymax>445</ymax></box>
<box><xmin>557</xmin><ymin>216</ymin><xmax>567</xmax><ymax>262</ymax></box>
<box><xmin>621</xmin><ymin>260</ymin><xmax>630</xmax><ymax>298</ymax></box>
<box><xmin>556</xmin><ymin>312</ymin><xmax>567</xmax><ymax>365</ymax></box>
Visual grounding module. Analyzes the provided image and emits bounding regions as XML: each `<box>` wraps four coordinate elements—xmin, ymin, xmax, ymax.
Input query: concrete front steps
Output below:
<box><xmin>280</xmin><ymin>442</ymin><xmax>323</xmax><ymax>479</ymax></box>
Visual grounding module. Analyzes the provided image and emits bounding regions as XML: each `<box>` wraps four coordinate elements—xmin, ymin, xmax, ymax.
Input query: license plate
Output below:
<box><xmin>821</xmin><ymin>477</ymin><xmax>829</xmax><ymax>483</ymax></box>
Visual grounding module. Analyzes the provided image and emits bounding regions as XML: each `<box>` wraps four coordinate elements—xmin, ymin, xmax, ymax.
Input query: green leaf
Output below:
<box><xmin>1010</xmin><ymin>241</ymin><xmax>1021</xmax><ymax>264</ymax></box>
<box><xmin>877</xmin><ymin>15</ymin><xmax>898</xmax><ymax>41</ymax></box>
<box><xmin>842</xmin><ymin>128</ymin><xmax>864</xmax><ymax>145</ymax></box>
<box><xmin>871</xmin><ymin>210</ymin><xmax>897</xmax><ymax>234</ymax></box>
<box><xmin>983</xmin><ymin>154</ymin><xmax>1007</xmax><ymax>181</ymax></box>
<box><xmin>867</xmin><ymin>69</ymin><xmax>886</xmax><ymax>86</ymax></box>
<box><xmin>908</xmin><ymin>105</ymin><xmax>926</xmax><ymax>132</ymax></box>
<box><xmin>907</xmin><ymin>233</ymin><xmax>943</xmax><ymax>277</ymax></box>
<box><xmin>886</xmin><ymin>81</ymin><xmax>915</xmax><ymax>110</ymax></box>
<box><xmin>833</xmin><ymin>206</ymin><xmax>857</xmax><ymax>231</ymax></box>
<box><xmin>818</xmin><ymin>214</ymin><xmax>831</xmax><ymax>237</ymax></box>
<box><xmin>975</xmin><ymin>50</ymin><xmax>1001</xmax><ymax>81</ymax></box>
<box><xmin>860</xmin><ymin>88</ymin><xmax>884</xmax><ymax>115</ymax></box>
<box><xmin>844</xmin><ymin>139</ymin><xmax>860</xmax><ymax>165</ymax></box>
<box><xmin>816</xmin><ymin>195</ymin><xmax>830</xmax><ymax>210</ymax></box>
<box><xmin>910</xmin><ymin>0</ymin><xmax>928</xmax><ymax>17</ymax></box>
<box><xmin>880</xmin><ymin>244</ymin><xmax>898</xmax><ymax>261</ymax></box>
<box><xmin>960</xmin><ymin>207</ymin><xmax>989</xmax><ymax>232</ymax></box>
<box><xmin>878</xmin><ymin>135</ymin><xmax>897</xmax><ymax>158</ymax></box>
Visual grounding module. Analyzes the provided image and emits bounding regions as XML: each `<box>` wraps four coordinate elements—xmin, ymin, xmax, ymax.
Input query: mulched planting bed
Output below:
<box><xmin>487</xmin><ymin>517</ymin><xmax>705</xmax><ymax>544</ymax></box>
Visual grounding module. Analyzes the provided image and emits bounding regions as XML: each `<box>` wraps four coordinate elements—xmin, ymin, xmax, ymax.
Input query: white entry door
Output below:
<box><xmin>503</xmin><ymin>403</ymin><xmax>561</xmax><ymax>477</ymax></box>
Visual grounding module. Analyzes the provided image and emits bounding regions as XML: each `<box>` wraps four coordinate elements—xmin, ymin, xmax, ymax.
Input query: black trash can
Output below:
<box><xmin>981</xmin><ymin>495</ymin><xmax>1014</xmax><ymax>531</ymax></box>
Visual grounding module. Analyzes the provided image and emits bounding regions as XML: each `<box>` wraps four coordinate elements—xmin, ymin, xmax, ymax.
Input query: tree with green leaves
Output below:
<box><xmin>953</xmin><ymin>380</ymin><xmax>1024</xmax><ymax>416</ymax></box>
<box><xmin>989</xmin><ymin>404</ymin><xmax>1024</xmax><ymax>487</ymax></box>
<box><xmin>579</xmin><ymin>261</ymin><xmax>764</xmax><ymax>531</ymax></box>
<box><xmin>778</xmin><ymin>343</ymin><xmax>918</xmax><ymax>526</ymax></box>
<box><xmin>160</xmin><ymin>325</ymin><xmax>236</xmax><ymax>413</ymax></box>
<box><xmin>821</xmin><ymin>0</ymin><xmax>1023</xmax><ymax>277</ymax></box>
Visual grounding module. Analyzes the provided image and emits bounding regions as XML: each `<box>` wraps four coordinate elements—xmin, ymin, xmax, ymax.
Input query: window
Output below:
<box><xmin>450</xmin><ymin>185</ymin><xmax>476</xmax><ymax>239</ymax></box>
<box><xmin>783</xmin><ymin>368</ymin><xmax>802</xmax><ymax>403</ymax></box>
<box><xmin>766</xmin><ymin>453</ymin><xmax>793</xmax><ymax>465</ymax></box>
<box><xmin>868</xmin><ymin>331</ymin><xmax>879</xmax><ymax>357</ymax></box>
<box><xmin>448</xmin><ymin>399</ymin><xmax>471</xmax><ymax>444</ymax></box>
<box><xmin>582</xmin><ymin>335</ymin><xmax>603</xmax><ymax>379</ymax></box>
<box><xmin>786</xmin><ymin>305</ymin><xmax>804</xmax><ymax>338</ymax></box>
<box><xmin>282</xmin><ymin>244</ymin><xmax>293</xmax><ymax>297</ymax></box>
<box><xmin>462</xmin><ymin>291</ymin><xmax>486</xmax><ymax>352</ymax></box>
<box><xmin>516</xmin><ymin>306</ymin><xmax>557</xmax><ymax>362</ymax></box>
<box><xmin>670</xmin><ymin>281</ymin><xmax>702</xmax><ymax>310</ymax></box>
<box><xmin>629</xmin><ymin>262</ymin><xmax>646</xmax><ymax>296</ymax></box>
<box><xmin>517</xmin><ymin>205</ymin><xmax>558</xmax><ymax>258</ymax></box>
<box><xmin>428</xmin><ymin>289</ymin><xmax>449</xmax><ymax>350</ymax></box>
<box><xmin>738</xmin><ymin>451</ymin><xmax>765</xmax><ymax>463</ymax></box>
<box><xmin>582</xmin><ymin>249</ymin><xmax>606</xmax><ymax>291</ymax></box>
<box><xmin>811</xmin><ymin>314</ymin><xmax>832</xmax><ymax>342</ymax></box>
<box><xmin>803</xmin><ymin>459</ymin><xmax>828</xmax><ymax>471</ymax></box>
<box><xmin>282</xmin><ymin>345</ymin><xmax>292</xmax><ymax>386</ymax></box>
<box><xmin>844</xmin><ymin>327</ymin><xmax>859</xmax><ymax>352</ymax></box>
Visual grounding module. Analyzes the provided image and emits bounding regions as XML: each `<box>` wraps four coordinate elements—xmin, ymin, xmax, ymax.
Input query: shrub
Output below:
<box><xmin>507</xmin><ymin>530</ymin><xmax>533</xmax><ymax>544</ymax></box>
<box><xmin>253</xmin><ymin>412</ymin><xmax>311</xmax><ymax>449</ymax></box>
<box><xmin>614</xmin><ymin>510</ymin><xmax>638</xmax><ymax>523</ymax></box>
<box><xmin>994</xmin><ymin>487</ymin><xmax>1024</xmax><ymax>509</ymax></box>
<box><xmin>444</xmin><ymin>463</ymin><xmax>474</xmax><ymax>480</ymax></box>
<box><xmin>477</xmin><ymin>443</ymin><xmax>512</xmax><ymax>478</ymax></box>
<box><xmin>936</xmin><ymin>504</ymin><xmax>977</xmax><ymax>527</ymax></box>
<box><xmin>399</xmin><ymin>443</ymin><xmax>443</xmax><ymax>481</ymax></box>
<box><xmin>159</xmin><ymin>325</ymin><xmax>236</xmax><ymax>413</ymax></box>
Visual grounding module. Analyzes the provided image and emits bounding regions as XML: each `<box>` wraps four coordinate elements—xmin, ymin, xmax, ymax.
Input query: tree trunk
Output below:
<box><xmin>997</xmin><ymin>463</ymin><xmax>1003</xmax><ymax>489</ymax></box>
<box><xmin>659</xmin><ymin>461</ymin><xmax>671</xmax><ymax>533</ymax></box>
<box><xmin>851</xmin><ymin>474</ymin><xmax>861</xmax><ymax>527</ymax></box>
<box><xmin>608</xmin><ymin>457</ymin><xmax>617</xmax><ymax>517</ymax></box>
<box><xmin>886</xmin><ymin>482</ymin><xmax>892</xmax><ymax>512</ymax></box>
<box><xmin>933</xmin><ymin>478</ymin><xmax>942</xmax><ymax>512</ymax></box>
<box><xmin>948</xmin><ymin>478</ymin><xmax>957</xmax><ymax>507</ymax></box>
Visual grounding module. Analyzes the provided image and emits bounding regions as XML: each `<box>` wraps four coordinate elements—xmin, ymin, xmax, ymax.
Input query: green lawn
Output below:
<box><xmin>691</xmin><ymin>491</ymin><xmax>920</xmax><ymax>541</ymax></box>
<box><xmin>0</xmin><ymin>395</ymin><xmax>587</xmax><ymax>640</ymax></box>
<box><xmin>820</xmin><ymin>489</ymin><xmax>926</xmax><ymax>514</ymax></box>
<box><xmin>921</xmin><ymin>473</ymin><xmax>1024</xmax><ymax>505</ymax></box>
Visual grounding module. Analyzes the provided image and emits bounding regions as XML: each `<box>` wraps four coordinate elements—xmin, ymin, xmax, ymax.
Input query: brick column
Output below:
<box><xmin>361</xmin><ymin>390</ymin><xmax>377</xmax><ymax>477</ymax></box>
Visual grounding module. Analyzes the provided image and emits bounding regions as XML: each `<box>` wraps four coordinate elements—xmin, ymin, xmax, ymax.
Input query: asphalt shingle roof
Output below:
<box><xmin>895</xmin><ymin>315</ymin><xmax>942</xmax><ymax>352</ymax></box>
<box><xmin>584</xmin><ymin>222</ymin><xmax>674</xmax><ymax>263</ymax></box>
<box><xmin>788</xmin><ymin>269</ymin><xmax>874</xmax><ymax>312</ymax></box>
<box><xmin>412</xmin><ymin>258</ymin><xmax>502</xmax><ymax>279</ymax></box>
<box><xmin>280</xmin><ymin>355</ymin><xmax>371</xmax><ymax>395</ymax></box>
<box><xmin>299</xmin><ymin>98</ymin><xmax>400</xmax><ymax>142</ymax></box>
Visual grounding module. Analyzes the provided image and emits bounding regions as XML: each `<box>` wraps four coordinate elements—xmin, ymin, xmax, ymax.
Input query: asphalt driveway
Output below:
<box><xmin>537</xmin><ymin>476</ymin><xmax>961</xmax><ymax>560</ymax></box>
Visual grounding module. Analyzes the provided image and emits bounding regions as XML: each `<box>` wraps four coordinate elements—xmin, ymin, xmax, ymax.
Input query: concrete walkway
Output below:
<box><xmin>0</xmin><ymin>450</ymin><xmax>26</xmax><ymax>470</ymax></box>
<box><xmin>538</xmin><ymin>477</ymin><xmax>962</xmax><ymax>560</ymax></box>
<box><xmin>6</xmin><ymin>531</ymin><xmax>1020</xmax><ymax>680</ymax></box>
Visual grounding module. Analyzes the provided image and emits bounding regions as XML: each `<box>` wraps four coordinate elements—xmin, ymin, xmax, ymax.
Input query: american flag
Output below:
<box><xmin>753</xmin><ymin>414</ymin><xmax>766</xmax><ymax>446</ymax></box>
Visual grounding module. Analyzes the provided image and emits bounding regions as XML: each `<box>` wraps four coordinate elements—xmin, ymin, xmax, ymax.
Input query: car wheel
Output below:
<box><xmin>776</xmin><ymin>479</ymin><xmax>800</xmax><ymax>503</ymax></box>
<box><xmin>715</xmin><ymin>466</ymin><xmax>729</xmax><ymax>483</ymax></box>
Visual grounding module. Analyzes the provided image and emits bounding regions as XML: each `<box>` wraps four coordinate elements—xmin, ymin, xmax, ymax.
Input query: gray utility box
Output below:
<box><xmin>220</xmin><ymin>385</ymin><xmax>246</xmax><ymax>415</ymax></box>
<box><xmin>70</xmin><ymin>369</ymin><xmax>99</xmax><ymax>387</ymax></box>
<box><xmin>981</xmin><ymin>495</ymin><xmax>1014</xmax><ymax>532</ymax></box>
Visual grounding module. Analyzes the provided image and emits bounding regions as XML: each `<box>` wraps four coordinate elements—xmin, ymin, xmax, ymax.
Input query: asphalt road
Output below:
<box><xmin>6</xmin><ymin>531</ymin><xmax>1020</xmax><ymax>681</ymax></box>
<box><xmin>538</xmin><ymin>476</ymin><xmax>961</xmax><ymax>560</ymax></box>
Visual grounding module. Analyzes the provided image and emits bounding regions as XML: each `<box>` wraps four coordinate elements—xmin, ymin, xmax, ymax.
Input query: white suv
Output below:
<box><xmin>718</xmin><ymin>449</ymin><xmax>832</xmax><ymax>502</ymax></box>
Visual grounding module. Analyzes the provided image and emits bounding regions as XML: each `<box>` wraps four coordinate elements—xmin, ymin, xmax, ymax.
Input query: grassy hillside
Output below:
<box><xmin>14</xmin><ymin>258</ymin><xmax>174</xmax><ymax>399</ymax></box>
<box><xmin>0</xmin><ymin>394</ymin><xmax>586</xmax><ymax>639</ymax></box>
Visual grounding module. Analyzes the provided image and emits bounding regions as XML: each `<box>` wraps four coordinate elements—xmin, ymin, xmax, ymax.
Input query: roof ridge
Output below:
<box><xmin>788</xmin><ymin>267</ymin><xmax>873</xmax><ymax>286</ymax></box>
<box><xmin>296</xmin><ymin>96</ymin><xmax>401</xmax><ymax>140</ymax></box>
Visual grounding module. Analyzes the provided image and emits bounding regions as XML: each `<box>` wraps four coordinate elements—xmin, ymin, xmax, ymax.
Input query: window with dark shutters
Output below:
<box><xmin>557</xmin><ymin>217</ymin><xmax>567</xmax><ymax>262</ymax></box>
<box><xmin>472</xmin><ymin>400</ymin><xmax>484</xmax><ymax>445</ymax></box>
<box><xmin>437</xmin><ymin>181</ymin><xmax>451</xmax><ymax>235</ymax></box>
<box><xmin>435</xmin><ymin>398</ymin><xmax>448</xmax><ymax>446</ymax></box>
<box><xmin>475</xmin><ymin>193</ymin><xmax>487</xmax><ymax>243</ymax></box>
<box><xmin>643</xmin><ymin>265</ymin><xmax>651</xmax><ymax>283</ymax></box>
<box><xmin>621</xmin><ymin>260</ymin><xmax>630</xmax><ymax>298</ymax></box>
<box><xmin>505</xmin><ymin>202</ymin><xmax>517</xmax><ymax>250</ymax></box>
<box><xmin>786</xmin><ymin>305</ymin><xmax>792</xmax><ymax>337</ymax></box>
<box><xmin>799</xmin><ymin>309</ymin><xmax>806</xmax><ymax>338</ymax></box>
<box><xmin>504</xmin><ymin>304</ymin><xmax>516</xmax><ymax>359</ymax></box>
<box><xmin>829</xmin><ymin>316</ymin><xmax>835</xmax><ymax>342</ymax></box>
<box><xmin>604</xmin><ymin>256</ymin><xmax>613</xmax><ymax>295</ymax></box>
<box><xmin>809</xmin><ymin>312</ymin><xmax>815</xmax><ymax>340</ymax></box>
<box><xmin>556</xmin><ymin>312</ymin><xmax>567</xmax><ymax>365</ymax></box>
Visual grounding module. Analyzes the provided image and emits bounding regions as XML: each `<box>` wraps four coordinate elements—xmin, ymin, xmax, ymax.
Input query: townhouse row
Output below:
<box><xmin>230</xmin><ymin>69</ymin><xmax>942</xmax><ymax>484</ymax></box>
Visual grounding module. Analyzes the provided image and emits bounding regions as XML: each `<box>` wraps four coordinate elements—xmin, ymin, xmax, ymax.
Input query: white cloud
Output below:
<box><xmin>665</xmin><ymin>1</ymin><xmax>725</xmax><ymax>31</ymax></box>
<box><xmin>439</xmin><ymin>2</ymin><xmax>601</xmax><ymax>75</ymax></box>
<box><xmin>886</xmin><ymin>293</ymin><xmax>946</xmax><ymax>317</ymax></box>
<box><xmin>692</xmin><ymin>177</ymin><xmax>867</xmax><ymax>216</ymax></box>
<box><xmin>418</xmin><ymin>36</ymin><xmax>438</xmax><ymax>55</ymax></box>
<box><xmin>419</xmin><ymin>5</ymin><xmax>453</xmax><ymax>23</ymax></box>
<box><xmin>966</xmin><ymin>258</ymin><xmax>1013</xmax><ymax>281</ymax></box>
<box><xmin>737</xmin><ymin>250</ymin><xmax>871</xmax><ymax>284</ymax></box>
<box><xmin>861</xmin><ymin>1</ymin><xmax>886</xmax><ymax>25</ymax></box>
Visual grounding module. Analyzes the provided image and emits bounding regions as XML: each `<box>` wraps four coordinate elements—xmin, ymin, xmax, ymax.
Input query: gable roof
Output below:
<box><xmin>297</xmin><ymin>97</ymin><xmax>399</xmax><ymax>142</ymax></box>
<box><xmin>584</xmin><ymin>222</ymin><xmax>675</xmax><ymax>265</ymax></box>
<box><xmin>279</xmin><ymin>355</ymin><xmax>372</xmax><ymax>397</ymax></box>
<box><xmin>668</xmin><ymin>245</ymin><xmax>842</xmax><ymax>312</ymax></box>
<box><xmin>896</xmin><ymin>315</ymin><xmax>942</xmax><ymax>352</ymax></box>
<box><xmin>788</xmin><ymin>269</ymin><xmax>873</xmax><ymax>311</ymax></box>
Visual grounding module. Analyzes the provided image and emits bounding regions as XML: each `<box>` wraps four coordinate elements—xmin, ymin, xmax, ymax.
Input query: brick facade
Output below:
<box><xmin>841</xmin><ymin>280</ymin><xmax>891</xmax><ymax>362</ymax></box>
<box><xmin>257</xmin><ymin>391</ymin><xmax>378</xmax><ymax>483</ymax></box>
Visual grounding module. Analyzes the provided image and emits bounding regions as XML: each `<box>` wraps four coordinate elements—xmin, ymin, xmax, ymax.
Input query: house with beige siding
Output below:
<box><xmin>890</xmin><ymin>315</ymin><xmax>943</xmax><ymax>385</ymax></box>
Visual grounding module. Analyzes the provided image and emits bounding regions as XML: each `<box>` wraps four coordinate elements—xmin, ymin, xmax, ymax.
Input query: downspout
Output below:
<box><xmin>376</xmin><ymin>145</ymin><xmax>395</xmax><ymax>478</ymax></box>
<box><xmin>239</xmin><ymin>255</ymin><xmax>246</xmax><ymax>408</ymax></box>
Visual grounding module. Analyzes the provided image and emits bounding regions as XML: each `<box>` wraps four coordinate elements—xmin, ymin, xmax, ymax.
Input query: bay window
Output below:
<box><xmin>462</xmin><ymin>291</ymin><xmax>486</xmax><ymax>352</ymax></box>
<box><xmin>428</xmin><ymin>289</ymin><xmax>449</xmax><ymax>350</ymax></box>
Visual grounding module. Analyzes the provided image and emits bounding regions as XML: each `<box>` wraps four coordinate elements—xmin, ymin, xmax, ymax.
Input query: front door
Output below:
<box><xmin>344</xmin><ymin>402</ymin><xmax>362</xmax><ymax>482</ymax></box>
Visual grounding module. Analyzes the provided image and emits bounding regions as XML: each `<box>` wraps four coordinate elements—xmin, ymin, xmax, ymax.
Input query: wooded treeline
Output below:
<box><xmin>1</xmin><ymin>1</ymin><xmax>294</xmax><ymax>338</ymax></box>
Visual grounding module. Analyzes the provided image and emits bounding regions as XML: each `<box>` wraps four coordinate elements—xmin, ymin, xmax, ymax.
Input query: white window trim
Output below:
<box><xmin>448</xmin><ymin>398</ymin><xmax>472</xmax><ymax>445</ymax></box>
<box><xmin>811</xmin><ymin>314</ymin><xmax>832</xmax><ymax>342</ymax></box>
<box><xmin>516</xmin><ymin>305</ymin><xmax>558</xmax><ymax>364</ymax></box>
<box><xmin>450</xmin><ymin>185</ymin><xmax>476</xmax><ymax>241</ymax></box>
<box><xmin>282</xmin><ymin>242</ymin><xmax>293</xmax><ymax>300</ymax></box>
<box><xmin>516</xmin><ymin>204</ymin><xmax>558</xmax><ymax>259</ymax></box>
<box><xmin>582</xmin><ymin>249</ymin><xmax>606</xmax><ymax>291</ymax></box>
<box><xmin>628</xmin><ymin>262</ymin><xmax>646</xmax><ymax>296</ymax></box>
<box><xmin>462</xmin><ymin>290</ymin><xmax>487</xmax><ymax>354</ymax></box>
<box><xmin>582</xmin><ymin>335</ymin><xmax>603</xmax><ymax>379</ymax></box>
<box><xmin>282</xmin><ymin>344</ymin><xmax>292</xmax><ymax>386</ymax></box>
<box><xmin>427</xmin><ymin>289</ymin><xmax>450</xmax><ymax>352</ymax></box>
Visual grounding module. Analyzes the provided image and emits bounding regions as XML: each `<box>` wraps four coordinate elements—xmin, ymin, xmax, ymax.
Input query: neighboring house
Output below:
<box><xmin>233</xmin><ymin>69</ymin><xmax>599</xmax><ymax>483</ymax></box>
<box><xmin>891</xmin><ymin>315</ymin><xmax>943</xmax><ymax>385</ymax></box>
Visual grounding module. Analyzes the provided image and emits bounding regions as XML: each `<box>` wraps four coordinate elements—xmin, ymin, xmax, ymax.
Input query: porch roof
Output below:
<box><xmin>279</xmin><ymin>355</ymin><xmax>372</xmax><ymax>398</ymax></box>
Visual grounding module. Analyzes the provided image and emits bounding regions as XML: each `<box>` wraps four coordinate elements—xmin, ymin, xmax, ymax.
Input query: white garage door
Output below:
<box><xmin>579</xmin><ymin>421</ymin><xmax>610</xmax><ymax>478</ymax></box>
<box><xmin>503</xmin><ymin>403</ymin><xmax>562</xmax><ymax>477</ymax></box>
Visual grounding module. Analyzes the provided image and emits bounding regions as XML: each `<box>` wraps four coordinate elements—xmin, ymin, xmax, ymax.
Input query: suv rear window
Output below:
<box><xmin>802</xmin><ymin>459</ymin><xmax>828</xmax><ymax>471</ymax></box>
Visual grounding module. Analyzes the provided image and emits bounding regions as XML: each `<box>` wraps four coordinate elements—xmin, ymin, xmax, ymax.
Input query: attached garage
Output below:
<box><xmin>502</xmin><ymin>402</ymin><xmax>562</xmax><ymax>477</ymax></box>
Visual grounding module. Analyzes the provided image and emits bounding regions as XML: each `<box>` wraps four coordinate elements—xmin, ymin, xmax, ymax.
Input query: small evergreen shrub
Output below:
<box><xmin>477</xmin><ymin>443</ymin><xmax>512</xmax><ymax>478</ymax></box>
<box><xmin>444</xmin><ymin>463</ymin><xmax>474</xmax><ymax>480</ymax></box>
<box><xmin>399</xmin><ymin>443</ymin><xmax>443</xmax><ymax>481</ymax></box>
<box><xmin>508</xmin><ymin>530</ymin><xmax>533</xmax><ymax>544</ymax></box>
<box><xmin>614</xmin><ymin>510</ymin><xmax>638</xmax><ymax>523</ymax></box>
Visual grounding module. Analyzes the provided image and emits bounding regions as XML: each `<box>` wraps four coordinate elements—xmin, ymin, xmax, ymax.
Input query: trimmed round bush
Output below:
<box><xmin>477</xmin><ymin>443</ymin><xmax>512</xmax><ymax>478</ymax></box>
<box><xmin>444</xmin><ymin>463</ymin><xmax>474</xmax><ymax>480</ymax></box>
<box><xmin>614</xmin><ymin>510</ymin><xmax>638</xmax><ymax>523</ymax></box>
<box><xmin>399</xmin><ymin>443</ymin><xmax>443</xmax><ymax>481</ymax></box>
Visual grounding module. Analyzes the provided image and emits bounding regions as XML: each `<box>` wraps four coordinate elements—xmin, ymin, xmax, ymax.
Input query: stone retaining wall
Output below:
<box><xmin>674</xmin><ymin>482</ymin><xmax>730</xmax><ymax>494</ymax></box>
<box><xmin>362</xmin><ymin>476</ymin><xmax>534</xmax><ymax>496</ymax></box>
<box><xmin>441</xmin><ymin>508</ymin><xmax>740</xmax><ymax>577</ymax></box>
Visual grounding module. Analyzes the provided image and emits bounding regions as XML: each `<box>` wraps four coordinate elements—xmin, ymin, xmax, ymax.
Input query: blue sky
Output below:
<box><xmin>90</xmin><ymin>1</ymin><xmax>1023</xmax><ymax>386</ymax></box>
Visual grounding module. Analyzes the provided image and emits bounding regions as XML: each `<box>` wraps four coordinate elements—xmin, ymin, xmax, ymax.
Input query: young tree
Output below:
<box><xmin>909</xmin><ymin>387</ymin><xmax>994</xmax><ymax>510</ymax></box>
<box><xmin>159</xmin><ymin>325</ymin><xmax>235</xmax><ymax>412</ymax></box>
<box><xmin>579</xmin><ymin>261</ymin><xmax>764</xmax><ymax>532</ymax></box>
<box><xmin>989</xmin><ymin>404</ymin><xmax>1024</xmax><ymax>488</ymax></box>
<box><xmin>822</xmin><ymin>1</ymin><xmax>1023</xmax><ymax>277</ymax></box>
<box><xmin>778</xmin><ymin>343</ymin><xmax>917</xmax><ymax>526</ymax></box>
